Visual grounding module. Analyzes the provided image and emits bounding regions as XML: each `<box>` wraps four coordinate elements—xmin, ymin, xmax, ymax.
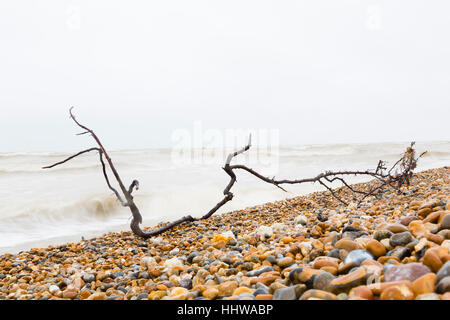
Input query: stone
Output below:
<box><xmin>417</xmin><ymin>208</ymin><xmax>432</xmax><ymax>218</ymax></box>
<box><xmin>313</xmin><ymin>271</ymin><xmax>336</xmax><ymax>291</ymax></box>
<box><xmin>408</xmin><ymin>221</ymin><xmax>428</xmax><ymax>238</ymax></box>
<box><xmin>415</xmin><ymin>293</ymin><xmax>440</xmax><ymax>300</ymax></box>
<box><xmin>187</xmin><ymin>251</ymin><xmax>200</xmax><ymax>264</ymax></box>
<box><xmin>289</xmin><ymin>267</ymin><xmax>322</xmax><ymax>288</ymax></box>
<box><xmin>246</xmin><ymin>266</ymin><xmax>274</xmax><ymax>277</ymax></box>
<box><xmin>48</xmin><ymin>285</ymin><xmax>60</xmax><ymax>295</ymax></box>
<box><xmin>327</xmin><ymin>249</ymin><xmax>341</xmax><ymax>259</ymax></box>
<box><xmin>367</xmin><ymin>280</ymin><xmax>412</xmax><ymax>295</ymax></box>
<box><xmin>82</xmin><ymin>273</ymin><xmax>96</xmax><ymax>283</ymax></box>
<box><xmin>218</xmin><ymin>281</ymin><xmax>238</xmax><ymax>296</ymax></box>
<box><xmin>255</xmin><ymin>294</ymin><xmax>273</xmax><ymax>300</ymax></box>
<box><xmin>387</xmin><ymin>247</ymin><xmax>411</xmax><ymax>260</ymax></box>
<box><xmin>439</xmin><ymin>214</ymin><xmax>450</xmax><ymax>231</ymax></box>
<box><xmin>299</xmin><ymin>289</ymin><xmax>338</xmax><ymax>300</ymax></box>
<box><xmin>276</xmin><ymin>257</ymin><xmax>294</xmax><ymax>268</ymax></box>
<box><xmin>386</xmin><ymin>223</ymin><xmax>408</xmax><ymax>233</ymax></box>
<box><xmin>436</xmin><ymin>261</ymin><xmax>450</xmax><ymax>282</ymax></box>
<box><xmin>221</xmin><ymin>230</ymin><xmax>236</xmax><ymax>240</ymax></box>
<box><xmin>384</xmin><ymin>263</ymin><xmax>431</xmax><ymax>282</ymax></box>
<box><xmin>164</xmin><ymin>257</ymin><xmax>183</xmax><ymax>269</ymax></box>
<box><xmin>374</xmin><ymin>229</ymin><xmax>393</xmax><ymax>241</ymax></box>
<box><xmin>366</xmin><ymin>239</ymin><xmax>386</xmax><ymax>257</ymax></box>
<box><xmin>380</xmin><ymin>238</ymin><xmax>392</xmax><ymax>251</ymax></box>
<box><xmin>344</xmin><ymin>250</ymin><xmax>374</xmax><ymax>266</ymax></box>
<box><xmin>137</xmin><ymin>293</ymin><xmax>149</xmax><ymax>300</ymax></box>
<box><xmin>213</xmin><ymin>240</ymin><xmax>226</xmax><ymax>249</ymax></box>
<box><xmin>424</xmin><ymin>233</ymin><xmax>444</xmax><ymax>245</ymax></box>
<box><xmin>412</xmin><ymin>273</ymin><xmax>436</xmax><ymax>296</ymax></box>
<box><xmin>436</xmin><ymin>276</ymin><xmax>450</xmax><ymax>294</ymax></box>
<box><xmin>233</xmin><ymin>287</ymin><xmax>253</xmax><ymax>296</ymax></box>
<box><xmin>389</xmin><ymin>231</ymin><xmax>413</xmax><ymax>247</ymax></box>
<box><xmin>273</xmin><ymin>286</ymin><xmax>297</xmax><ymax>300</ymax></box>
<box><xmin>170</xmin><ymin>287</ymin><xmax>189</xmax><ymax>296</ymax></box>
<box><xmin>72</xmin><ymin>277</ymin><xmax>84</xmax><ymax>290</ymax></box>
<box><xmin>237</xmin><ymin>293</ymin><xmax>255</xmax><ymax>300</ymax></box>
<box><xmin>442</xmin><ymin>240</ymin><xmax>450</xmax><ymax>250</ymax></box>
<box><xmin>294</xmin><ymin>215</ymin><xmax>307</xmax><ymax>225</ymax></box>
<box><xmin>329</xmin><ymin>267</ymin><xmax>367</xmax><ymax>293</ymax></box>
<box><xmin>400</xmin><ymin>216</ymin><xmax>418</xmax><ymax>226</ymax></box>
<box><xmin>423</xmin><ymin>250</ymin><xmax>443</xmax><ymax>273</ymax></box>
<box><xmin>255</xmin><ymin>226</ymin><xmax>273</xmax><ymax>238</ymax></box>
<box><xmin>179</xmin><ymin>278</ymin><xmax>192</xmax><ymax>290</ymax></box>
<box><xmin>338</xmin><ymin>261</ymin><xmax>358</xmax><ymax>274</ymax></box>
<box><xmin>62</xmin><ymin>288</ymin><xmax>79</xmax><ymax>299</ymax></box>
<box><xmin>148</xmin><ymin>291</ymin><xmax>167</xmax><ymax>300</ymax></box>
<box><xmin>313</xmin><ymin>258</ymin><xmax>339</xmax><ymax>270</ymax></box>
<box><xmin>253</xmin><ymin>288</ymin><xmax>269</xmax><ymax>296</ymax></box>
<box><xmin>423</xmin><ymin>211</ymin><xmax>441</xmax><ymax>223</ymax></box>
<box><xmin>348</xmin><ymin>286</ymin><xmax>373</xmax><ymax>300</ymax></box>
<box><xmin>334</xmin><ymin>239</ymin><xmax>362</xmax><ymax>252</ymax></box>
<box><xmin>342</xmin><ymin>231</ymin><xmax>367</xmax><ymax>240</ymax></box>
<box><xmin>380</xmin><ymin>283</ymin><xmax>414</xmax><ymax>300</ymax></box>
<box><xmin>80</xmin><ymin>290</ymin><xmax>91</xmax><ymax>300</ymax></box>
<box><xmin>202</xmin><ymin>287</ymin><xmax>219</xmax><ymax>300</ymax></box>
<box><xmin>86</xmin><ymin>292</ymin><xmax>106</xmax><ymax>300</ymax></box>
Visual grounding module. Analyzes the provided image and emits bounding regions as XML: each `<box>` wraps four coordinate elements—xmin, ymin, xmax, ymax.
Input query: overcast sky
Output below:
<box><xmin>0</xmin><ymin>0</ymin><xmax>449</xmax><ymax>153</ymax></box>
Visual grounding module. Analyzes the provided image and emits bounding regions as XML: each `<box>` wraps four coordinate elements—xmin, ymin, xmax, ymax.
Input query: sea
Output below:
<box><xmin>0</xmin><ymin>141</ymin><xmax>448</xmax><ymax>254</ymax></box>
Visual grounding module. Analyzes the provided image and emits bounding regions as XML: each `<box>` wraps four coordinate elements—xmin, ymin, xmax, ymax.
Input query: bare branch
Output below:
<box><xmin>42</xmin><ymin>148</ymin><xmax>101</xmax><ymax>169</ymax></box>
<box><xmin>44</xmin><ymin>109</ymin><xmax>426</xmax><ymax>239</ymax></box>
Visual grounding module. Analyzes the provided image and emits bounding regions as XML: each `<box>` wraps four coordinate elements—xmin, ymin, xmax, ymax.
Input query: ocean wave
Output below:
<box><xmin>0</xmin><ymin>195</ymin><xmax>123</xmax><ymax>225</ymax></box>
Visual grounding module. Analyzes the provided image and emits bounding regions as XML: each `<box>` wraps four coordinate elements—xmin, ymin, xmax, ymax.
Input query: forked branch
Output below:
<box><xmin>44</xmin><ymin>108</ymin><xmax>426</xmax><ymax>238</ymax></box>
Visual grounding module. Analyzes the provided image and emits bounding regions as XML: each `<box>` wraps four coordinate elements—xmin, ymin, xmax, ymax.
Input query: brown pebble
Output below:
<box><xmin>423</xmin><ymin>250</ymin><xmax>443</xmax><ymax>273</ymax></box>
<box><xmin>366</xmin><ymin>239</ymin><xmax>386</xmax><ymax>257</ymax></box>
<box><xmin>412</xmin><ymin>273</ymin><xmax>437</xmax><ymax>296</ymax></box>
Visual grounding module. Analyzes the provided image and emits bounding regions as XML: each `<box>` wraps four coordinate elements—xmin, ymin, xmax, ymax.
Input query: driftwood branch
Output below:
<box><xmin>44</xmin><ymin>108</ymin><xmax>426</xmax><ymax>238</ymax></box>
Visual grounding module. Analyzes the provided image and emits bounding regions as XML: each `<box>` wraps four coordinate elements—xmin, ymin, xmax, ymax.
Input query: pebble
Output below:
<box><xmin>299</xmin><ymin>289</ymin><xmax>338</xmax><ymax>300</ymax></box>
<box><xmin>436</xmin><ymin>261</ymin><xmax>450</xmax><ymax>282</ymax></box>
<box><xmin>373</xmin><ymin>230</ymin><xmax>393</xmax><ymax>241</ymax></box>
<box><xmin>329</xmin><ymin>267</ymin><xmax>367</xmax><ymax>293</ymax></box>
<box><xmin>246</xmin><ymin>266</ymin><xmax>274</xmax><ymax>277</ymax></box>
<box><xmin>334</xmin><ymin>239</ymin><xmax>362</xmax><ymax>252</ymax></box>
<box><xmin>49</xmin><ymin>285</ymin><xmax>60</xmax><ymax>295</ymax></box>
<box><xmin>415</xmin><ymin>293</ymin><xmax>440</xmax><ymax>300</ymax></box>
<box><xmin>408</xmin><ymin>221</ymin><xmax>428</xmax><ymax>238</ymax></box>
<box><xmin>276</xmin><ymin>257</ymin><xmax>294</xmax><ymax>268</ymax></box>
<box><xmin>439</xmin><ymin>215</ymin><xmax>450</xmax><ymax>231</ymax></box>
<box><xmin>423</xmin><ymin>250</ymin><xmax>443</xmax><ymax>272</ymax></box>
<box><xmin>380</xmin><ymin>283</ymin><xmax>414</xmax><ymax>300</ymax></box>
<box><xmin>389</xmin><ymin>231</ymin><xmax>413</xmax><ymax>247</ymax></box>
<box><xmin>412</xmin><ymin>273</ymin><xmax>437</xmax><ymax>296</ymax></box>
<box><xmin>366</xmin><ymin>239</ymin><xmax>386</xmax><ymax>257</ymax></box>
<box><xmin>218</xmin><ymin>281</ymin><xmax>238</xmax><ymax>296</ymax></box>
<box><xmin>313</xmin><ymin>271</ymin><xmax>336</xmax><ymax>291</ymax></box>
<box><xmin>436</xmin><ymin>276</ymin><xmax>450</xmax><ymax>294</ymax></box>
<box><xmin>0</xmin><ymin>167</ymin><xmax>447</xmax><ymax>300</ymax></box>
<box><xmin>348</xmin><ymin>286</ymin><xmax>373</xmax><ymax>300</ymax></box>
<box><xmin>344</xmin><ymin>250</ymin><xmax>373</xmax><ymax>266</ymax></box>
<box><xmin>202</xmin><ymin>287</ymin><xmax>219</xmax><ymax>300</ymax></box>
<box><xmin>384</xmin><ymin>263</ymin><xmax>431</xmax><ymax>282</ymax></box>
<box><xmin>273</xmin><ymin>286</ymin><xmax>297</xmax><ymax>300</ymax></box>
<box><xmin>386</xmin><ymin>223</ymin><xmax>408</xmax><ymax>233</ymax></box>
<box><xmin>387</xmin><ymin>247</ymin><xmax>411</xmax><ymax>260</ymax></box>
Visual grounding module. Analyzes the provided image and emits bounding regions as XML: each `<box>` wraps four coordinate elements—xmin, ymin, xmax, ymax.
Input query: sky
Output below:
<box><xmin>0</xmin><ymin>0</ymin><xmax>449</xmax><ymax>153</ymax></box>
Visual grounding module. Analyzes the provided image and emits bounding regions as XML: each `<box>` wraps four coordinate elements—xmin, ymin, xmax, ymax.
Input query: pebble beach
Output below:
<box><xmin>1</xmin><ymin>167</ymin><xmax>449</xmax><ymax>301</ymax></box>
